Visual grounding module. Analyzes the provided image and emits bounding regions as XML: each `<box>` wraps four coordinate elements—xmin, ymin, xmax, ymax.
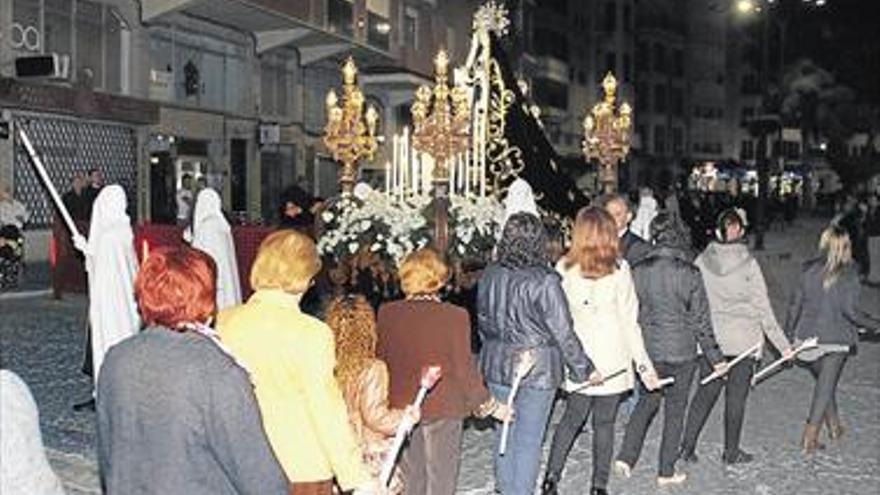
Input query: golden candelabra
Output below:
<box><xmin>411</xmin><ymin>49</ymin><xmax>471</xmax><ymax>182</ymax></box>
<box><xmin>582</xmin><ymin>72</ymin><xmax>632</xmax><ymax>193</ymax></box>
<box><xmin>323</xmin><ymin>57</ymin><xmax>379</xmax><ymax>195</ymax></box>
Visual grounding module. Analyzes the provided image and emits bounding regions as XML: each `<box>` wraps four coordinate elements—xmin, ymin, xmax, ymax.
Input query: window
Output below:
<box><xmin>605</xmin><ymin>52</ymin><xmax>616</xmax><ymax>75</ymax></box>
<box><xmin>149</xmin><ymin>27</ymin><xmax>249</xmax><ymax>113</ymax></box>
<box><xmin>367</xmin><ymin>12</ymin><xmax>391</xmax><ymax>51</ymax></box>
<box><xmin>671</xmin><ymin>88</ymin><xmax>683</xmax><ymax>116</ymax></box>
<box><xmin>654</xmin><ymin>84</ymin><xmax>666</xmax><ymax>113</ymax></box>
<box><xmin>328</xmin><ymin>0</ymin><xmax>354</xmax><ymax>37</ymax></box>
<box><xmin>622</xmin><ymin>53</ymin><xmax>631</xmax><ymax>82</ymax></box>
<box><xmin>404</xmin><ymin>8</ymin><xmax>419</xmax><ymax>50</ymax></box>
<box><xmin>261</xmin><ymin>53</ymin><xmax>296</xmax><ymax>117</ymax></box>
<box><xmin>741</xmin><ymin>140</ymin><xmax>755</xmax><ymax>160</ymax></box>
<box><xmin>654</xmin><ymin>125</ymin><xmax>666</xmax><ymax>154</ymax></box>
<box><xmin>637</xmin><ymin>83</ymin><xmax>649</xmax><ymax>110</ymax></box>
<box><xmin>741</xmin><ymin>74</ymin><xmax>759</xmax><ymax>94</ymax></box>
<box><xmin>44</xmin><ymin>0</ymin><xmax>72</xmax><ymax>58</ymax></box>
<box><xmin>672</xmin><ymin>127</ymin><xmax>683</xmax><ymax>154</ymax></box>
<box><xmin>673</xmin><ymin>49</ymin><xmax>684</xmax><ymax>77</ymax></box>
<box><xmin>14</xmin><ymin>0</ymin><xmax>127</xmax><ymax>92</ymax></box>
<box><xmin>637</xmin><ymin>125</ymin><xmax>648</xmax><ymax>149</ymax></box>
<box><xmin>534</xmin><ymin>28</ymin><xmax>569</xmax><ymax>60</ymax></box>
<box><xmin>652</xmin><ymin>43</ymin><xmax>666</xmax><ymax>73</ymax></box>
<box><xmin>532</xmin><ymin>77</ymin><xmax>568</xmax><ymax>110</ymax></box>
<box><xmin>604</xmin><ymin>1</ymin><xmax>616</xmax><ymax>31</ymax></box>
<box><xmin>623</xmin><ymin>3</ymin><xmax>633</xmax><ymax>32</ymax></box>
<box><xmin>635</xmin><ymin>41</ymin><xmax>648</xmax><ymax>72</ymax></box>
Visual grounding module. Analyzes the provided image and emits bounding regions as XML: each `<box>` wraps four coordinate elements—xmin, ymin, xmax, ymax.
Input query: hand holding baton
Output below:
<box><xmin>752</xmin><ymin>337</ymin><xmax>819</xmax><ymax>385</ymax></box>
<box><xmin>700</xmin><ymin>341</ymin><xmax>762</xmax><ymax>386</ymax></box>
<box><xmin>379</xmin><ymin>365</ymin><xmax>442</xmax><ymax>488</ymax></box>
<box><xmin>499</xmin><ymin>349</ymin><xmax>537</xmax><ymax>455</ymax></box>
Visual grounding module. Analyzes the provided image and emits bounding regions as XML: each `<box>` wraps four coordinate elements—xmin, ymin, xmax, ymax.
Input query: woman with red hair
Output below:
<box><xmin>541</xmin><ymin>207</ymin><xmax>659</xmax><ymax>495</ymax></box>
<box><xmin>96</xmin><ymin>246</ymin><xmax>288</xmax><ymax>495</ymax></box>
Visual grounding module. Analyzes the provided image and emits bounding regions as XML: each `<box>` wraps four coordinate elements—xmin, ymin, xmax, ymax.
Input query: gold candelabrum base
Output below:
<box><xmin>583</xmin><ymin>72</ymin><xmax>632</xmax><ymax>194</ymax></box>
<box><xmin>323</xmin><ymin>57</ymin><xmax>378</xmax><ymax>196</ymax></box>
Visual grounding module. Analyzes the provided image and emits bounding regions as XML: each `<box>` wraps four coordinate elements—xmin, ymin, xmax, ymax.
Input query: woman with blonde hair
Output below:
<box><xmin>217</xmin><ymin>230</ymin><xmax>375</xmax><ymax>495</ymax></box>
<box><xmin>785</xmin><ymin>224</ymin><xmax>879</xmax><ymax>454</ymax></box>
<box><xmin>378</xmin><ymin>247</ymin><xmax>509</xmax><ymax>495</ymax></box>
<box><xmin>541</xmin><ymin>207</ymin><xmax>659</xmax><ymax>495</ymax></box>
<box><xmin>326</xmin><ymin>294</ymin><xmax>418</xmax><ymax>494</ymax></box>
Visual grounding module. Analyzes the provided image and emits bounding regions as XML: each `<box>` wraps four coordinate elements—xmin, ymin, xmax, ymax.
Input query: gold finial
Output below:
<box><xmin>602</xmin><ymin>72</ymin><xmax>617</xmax><ymax>100</ymax></box>
<box><xmin>435</xmin><ymin>49</ymin><xmax>449</xmax><ymax>79</ymax></box>
<box><xmin>342</xmin><ymin>57</ymin><xmax>358</xmax><ymax>85</ymax></box>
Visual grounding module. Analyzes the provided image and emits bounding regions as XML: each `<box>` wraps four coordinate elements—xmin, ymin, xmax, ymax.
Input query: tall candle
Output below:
<box><xmin>464</xmin><ymin>149</ymin><xmax>471</xmax><ymax>197</ymax></box>
<box><xmin>402</xmin><ymin>127</ymin><xmax>409</xmax><ymax>201</ymax></box>
<box><xmin>385</xmin><ymin>160</ymin><xmax>391</xmax><ymax>197</ymax></box>
<box><xmin>392</xmin><ymin>134</ymin><xmax>399</xmax><ymax>198</ymax></box>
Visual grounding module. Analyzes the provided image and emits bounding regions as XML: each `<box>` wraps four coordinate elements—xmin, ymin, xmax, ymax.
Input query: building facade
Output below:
<box><xmin>1</xmin><ymin>0</ymin><xmax>475</xmax><ymax>265</ymax></box>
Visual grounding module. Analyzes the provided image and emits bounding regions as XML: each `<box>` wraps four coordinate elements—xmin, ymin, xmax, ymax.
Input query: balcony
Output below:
<box><xmin>142</xmin><ymin>0</ymin><xmax>393</xmax><ymax>65</ymax></box>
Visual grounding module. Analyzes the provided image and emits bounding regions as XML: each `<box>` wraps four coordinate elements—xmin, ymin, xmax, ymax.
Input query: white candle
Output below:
<box><xmin>402</xmin><ymin>127</ymin><xmax>409</xmax><ymax>200</ymax></box>
<box><xmin>385</xmin><ymin>160</ymin><xmax>391</xmax><ymax>197</ymax></box>
<box><xmin>479</xmin><ymin>127</ymin><xmax>487</xmax><ymax>197</ymax></box>
<box><xmin>464</xmin><ymin>149</ymin><xmax>471</xmax><ymax>197</ymax></box>
<box><xmin>392</xmin><ymin>134</ymin><xmax>399</xmax><ymax>198</ymax></box>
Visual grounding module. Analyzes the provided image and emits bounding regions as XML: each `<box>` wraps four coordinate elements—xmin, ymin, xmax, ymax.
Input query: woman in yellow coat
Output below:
<box><xmin>218</xmin><ymin>230</ymin><xmax>373</xmax><ymax>495</ymax></box>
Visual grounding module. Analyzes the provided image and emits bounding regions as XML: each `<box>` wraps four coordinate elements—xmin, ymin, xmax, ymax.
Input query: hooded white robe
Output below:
<box><xmin>83</xmin><ymin>185</ymin><xmax>140</xmax><ymax>386</ymax></box>
<box><xmin>0</xmin><ymin>370</ymin><xmax>65</xmax><ymax>495</ymax></box>
<box><xmin>190</xmin><ymin>188</ymin><xmax>242</xmax><ymax>311</ymax></box>
<box><xmin>630</xmin><ymin>194</ymin><xmax>658</xmax><ymax>242</ymax></box>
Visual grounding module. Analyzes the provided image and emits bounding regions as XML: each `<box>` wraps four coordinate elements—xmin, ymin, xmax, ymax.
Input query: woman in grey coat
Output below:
<box><xmin>680</xmin><ymin>208</ymin><xmax>793</xmax><ymax>465</ymax></box>
<box><xmin>786</xmin><ymin>224</ymin><xmax>880</xmax><ymax>454</ymax></box>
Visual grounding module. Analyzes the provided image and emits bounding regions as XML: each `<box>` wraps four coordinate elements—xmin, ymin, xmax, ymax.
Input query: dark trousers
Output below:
<box><xmin>681</xmin><ymin>356</ymin><xmax>755</xmax><ymax>456</ymax></box>
<box><xmin>805</xmin><ymin>352</ymin><xmax>848</xmax><ymax>425</ymax></box>
<box><xmin>618</xmin><ymin>360</ymin><xmax>696</xmax><ymax>477</ymax></box>
<box><xmin>402</xmin><ymin>419</ymin><xmax>463</xmax><ymax>495</ymax></box>
<box><xmin>546</xmin><ymin>392</ymin><xmax>621</xmax><ymax>489</ymax></box>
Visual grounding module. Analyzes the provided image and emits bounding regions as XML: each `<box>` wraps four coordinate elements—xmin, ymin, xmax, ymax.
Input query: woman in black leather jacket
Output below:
<box><xmin>478</xmin><ymin>212</ymin><xmax>600</xmax><ymax>495</ymax></box>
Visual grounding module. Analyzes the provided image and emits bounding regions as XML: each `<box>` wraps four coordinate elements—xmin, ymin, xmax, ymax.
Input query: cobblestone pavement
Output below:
<box><xmin>2</xmin><ymin>217</ymin><xmax>878</xmax><ymax>495</ymax></box>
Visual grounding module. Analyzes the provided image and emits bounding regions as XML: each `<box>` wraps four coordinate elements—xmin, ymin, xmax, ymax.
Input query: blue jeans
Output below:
<box><xmin>488</xmin><ymin>382</ymin><xmax>556</xmax><ymax>495</ymax></box>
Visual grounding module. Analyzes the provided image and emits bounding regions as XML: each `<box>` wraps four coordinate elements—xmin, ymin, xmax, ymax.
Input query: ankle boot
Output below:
<box><xmin>801</xmin><ymin>423</ymin><xmax>825</xmax><ymax>455</ymax></box>
<box><xmin>540</xmin><ymin>473</ymin><xmax>559</xmax><ymax>495</ymax></box>
<box><xmin>823</xmin><ymin>413</ymin><xmax>845</xmax><ymax>441</ymax></box>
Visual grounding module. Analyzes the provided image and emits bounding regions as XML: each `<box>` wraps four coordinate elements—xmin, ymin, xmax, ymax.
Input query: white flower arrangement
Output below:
<box><xmin>317</xmin><ymin>183</ymin><xmax>503</xmax><ymax>269</ymax></box>
<box><xmin>316</xmin><ymin>185</ymin><xmax>431</xmax><ymax>265</ymax></box>
<box><xmin>448</xmin><ymin>195</ymin><xmax>504</xmax><ymax>261</ymax></box>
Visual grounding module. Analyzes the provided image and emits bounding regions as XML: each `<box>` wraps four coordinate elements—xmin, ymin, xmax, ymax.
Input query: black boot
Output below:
<box><xmin>540</xmin><ymin>473</ymin><xmax>559</xmax><ymax>495</ymax></box>
<box><xmin>590</xmin><ymin>487</ymin><xmax>609</xmax><ymax>495</ymax></box>
<box><xmin>721</xmin><ymin>448</ymin><xmax>754</xmax><ymax>464</ymax></box>
<box><xmin>72</xmin><ymin>398</ymin><xmax>96</xmax><ymax>412</ymax></box>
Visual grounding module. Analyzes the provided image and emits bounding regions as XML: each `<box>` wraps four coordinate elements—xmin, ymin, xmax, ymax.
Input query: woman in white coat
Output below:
<box><xmin>189</xmin><ymin>188</ymin><xmax>241</xmax><ymax>311</ymax></box>
<box><xmin>541</xmin><ymin>207</ymin><xmax>659</xmax><ymax>495</ymax></box>
<box><xmin>73</xmin><ymin>185</ymin><xmax>140</xmax><ymax>388</ymax></box>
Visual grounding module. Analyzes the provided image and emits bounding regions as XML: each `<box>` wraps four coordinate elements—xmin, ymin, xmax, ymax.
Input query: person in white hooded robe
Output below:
<box><xmin>630</xmin><ymin>187</ymin><xmax>659</xmax><ymax>242</ymax></box>
<box><xmin>73</xmin><ymin>185</ymin><xmax>140</xmax><ymax>390</ymax></box>
<box><xmin>0</xmin><ymin>370</ymin><xmax>66</xmax><ymax>495</ymax></box>
<box><xmin>188</xmin><ymin>188</ymin><xmax>241</xmax><ymax>311</ymax></box>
